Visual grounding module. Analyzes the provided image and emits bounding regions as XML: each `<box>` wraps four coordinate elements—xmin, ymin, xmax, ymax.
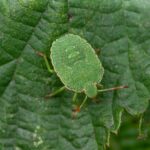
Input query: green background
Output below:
<box><xmin>0</xmin><ymin>0</ymin><xmax>150</xmax><ymax>149</ymax></box>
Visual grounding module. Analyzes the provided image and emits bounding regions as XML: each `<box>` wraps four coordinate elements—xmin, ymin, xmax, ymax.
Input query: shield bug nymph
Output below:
<box><xmin>37</xmin><ymin>34</ymin><xmax>128</xmax><ymax>115</ymax></box>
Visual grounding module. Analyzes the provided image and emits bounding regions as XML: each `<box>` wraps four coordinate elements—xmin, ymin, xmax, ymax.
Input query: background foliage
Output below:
<box><xmin>0</xmin><ymin>0</ymin><xmax>150</xmax><ymax>150</ymax></box>
<box><xmin>109</xmin><ymin>105</ymin><xmax>150</xmax><ymax>150</ymax></box>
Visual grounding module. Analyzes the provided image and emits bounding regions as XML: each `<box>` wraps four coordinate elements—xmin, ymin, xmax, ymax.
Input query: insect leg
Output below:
<box><xmin>46</xmin><ymin>86</ymin><xmax>66</xmax><ymax>98</ymax></box>
<box><xmin>79</xmin><ymin>96</ymin><xmax>88</xmax><ymax>109</ymax></box>
<box><xmin>72</xmin><ymin>95</ymin><xmax>88</xmax><ymax>119</ymax></box>
<box><xmin>37</xmin><ymin>52</ymin><xmax>54</xmax><ymax>73</ymax></box>
<box><xmin>72</xmin><ymin>93</ymin><xmax>78</xmax><ymax>102</ymax></box>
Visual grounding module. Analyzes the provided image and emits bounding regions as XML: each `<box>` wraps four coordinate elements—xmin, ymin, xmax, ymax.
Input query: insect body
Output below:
<box><xmin>37</xmin><ymin>34</ymin><xmax>128</xmax><ymax>114</ymax></box>
<box><xmin>51</xmin><ymin>34</ymin><xmax>104</xmax><ymax>98</ymax></box>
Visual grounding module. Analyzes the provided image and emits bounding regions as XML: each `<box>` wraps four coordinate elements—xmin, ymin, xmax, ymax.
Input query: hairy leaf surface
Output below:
<box><xmin>0</xmin><ymin>0</ymin><xmax>150</xmax><ymax>149</ymax></box>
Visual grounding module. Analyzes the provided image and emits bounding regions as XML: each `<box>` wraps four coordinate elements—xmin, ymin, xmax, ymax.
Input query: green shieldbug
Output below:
<box><xmin>37</xmin><ymin>34</ymin><xmax>128</xmax><ymax>114</ymax></box>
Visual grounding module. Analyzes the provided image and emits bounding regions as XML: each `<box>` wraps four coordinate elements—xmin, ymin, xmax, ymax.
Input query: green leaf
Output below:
<box><xmin>0</xmin><ymin>0</ymin><xmax>150</xmax><ymax>150</ymax></box>
<box><xmin>109</xmin><ymin>106</ymin><xmax>150</xmax><ymax>150</ymax></box>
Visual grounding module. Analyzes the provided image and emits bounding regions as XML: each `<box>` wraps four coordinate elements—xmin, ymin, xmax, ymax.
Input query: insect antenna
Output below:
<box><xmin>98</xmin><ymin>85</ymin><xmax>128</xmax><ymax>93</ymax></box>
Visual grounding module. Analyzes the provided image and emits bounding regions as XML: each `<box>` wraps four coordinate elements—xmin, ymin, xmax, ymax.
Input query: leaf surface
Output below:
<box><xmin>0</xmin><ymin>0</ymin><xmax>150</xmax><ymax>149</ymax></box>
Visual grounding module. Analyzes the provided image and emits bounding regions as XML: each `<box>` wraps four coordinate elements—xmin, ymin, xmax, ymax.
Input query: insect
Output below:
<box><xmin>37</xmin><ymin>34</ymin><xmax>128</xmax><ymax>115</ymax></box>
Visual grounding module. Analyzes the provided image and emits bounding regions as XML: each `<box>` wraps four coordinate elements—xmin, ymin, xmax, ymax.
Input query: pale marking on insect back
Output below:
<box><xmin>65</xmin><ymin>46</ymin><xmax>75</xmax><ymax>52</ymax></box>
<box><xmin>68</xmin><ymin>51</ymin><xmax>80</xmax><ymax>59</ymax></box>
<box><xmin>64</xmin><ymin>46</ymin><xmax>86</xmax><ymax>67</ymax></box>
